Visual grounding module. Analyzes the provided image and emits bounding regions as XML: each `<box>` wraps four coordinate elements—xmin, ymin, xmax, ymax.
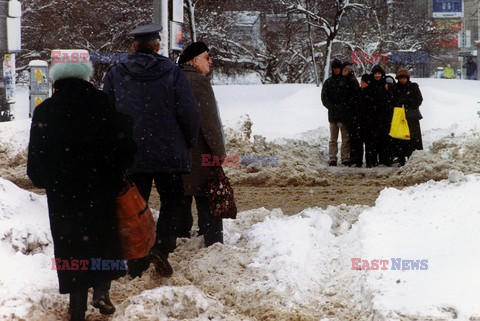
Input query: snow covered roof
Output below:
<box><xmin>224</xmin><ymin>11</ymin><xmax>260</xmax><ymax>27</ymax></box>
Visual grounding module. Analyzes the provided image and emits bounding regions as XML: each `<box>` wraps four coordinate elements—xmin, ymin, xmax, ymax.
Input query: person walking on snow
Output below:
<box><xmin>27</xmin><ymin>50</ymin><xmax>136</xmax><ymax>321</ymax></box>
<box><xmin>176</xmin><ymin>42</ymin><xmax>227</xmax><ymax>246</ymax></box>
<box><xmin>103</xmin><ymin>24</ymin><xmax>200</xmax><ymax>279</ymax></box>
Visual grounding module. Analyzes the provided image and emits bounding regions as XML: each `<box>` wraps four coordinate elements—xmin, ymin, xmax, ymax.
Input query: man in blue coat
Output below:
<box><xmin>103</xmin><ymin>24</ymin><xmax>200</xmax><ymax>278</ymax></box>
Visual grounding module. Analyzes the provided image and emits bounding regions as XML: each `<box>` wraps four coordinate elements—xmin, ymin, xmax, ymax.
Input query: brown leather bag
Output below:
<box><xmin>207</xmin><ymin>167</ymin><xmax>237</xmax><ymax>219</ymax></box>
<box><xmin>115</xmin><ymin>175</ymin><xmax>156</xmax><ymax>259</ymax></box>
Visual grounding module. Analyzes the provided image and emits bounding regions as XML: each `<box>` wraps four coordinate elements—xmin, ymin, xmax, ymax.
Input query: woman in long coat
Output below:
<box><xmin>176</xmin><ymin>42</ymin><xmax>226</xmax><ymax>246</ymax></box>
<box><xmin>369</xmin><ymin>65</ymin><xmax>393</xmax><ymax>167</ymax></box>
<box><xmin>27</xmin><ymin>52</ymin><xmax>135</xmax><ymax>321</ymax></box>
<box><xmin>391</xmin><ymin>68</ymin><xmax>423</xmax><ymax>165</ymax></box>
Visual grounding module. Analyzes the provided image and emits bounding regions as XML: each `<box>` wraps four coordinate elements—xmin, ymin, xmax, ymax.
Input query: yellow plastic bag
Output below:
<box><xmin>389</xmin><ymin>105</ymin><xmax>410</xmax><ymax>140</ymax></box>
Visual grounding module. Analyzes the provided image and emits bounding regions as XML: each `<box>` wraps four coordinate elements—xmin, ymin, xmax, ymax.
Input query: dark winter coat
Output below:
<box><xmin>464</xmin><ymin>61</ymin><xmax>477</xmax><ymax>77</ymax></box>
<box><xmin>103</xmin><ymin>52</ymin><xmax>200</xmax><ymax>174</ymax></box>
<box><xmin>321</xmin><ymin>73</ymin><xmax>350</xmax><ymax>123</ymax></box>
<box><xmin>391</xmin><ymin>80</ymin><xmax>424</xmax><ymax>155</ymax></box>
<box><xmin>180</xmin><ymin>64</ymin><xmax>226</xmax><ymax>196</ymax></box>
<box><xmin>27</xmin><ymin>78</ymin><xmax>136</xmax><ymax>294</ymax></box>
<box><xmin>351</xmin><ymin>85</ymin><xmax>374</xmax><ymax>136</ymax></box>
<box><xmin>345</xmin><ymin>74</ymin><xmax>360</xmax><ymax>122</ymax></box>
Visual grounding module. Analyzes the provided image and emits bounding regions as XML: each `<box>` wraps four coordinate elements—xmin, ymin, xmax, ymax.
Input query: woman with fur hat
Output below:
<box><xmin>27</xmin><ymin>50</ymin><xmax>136</xmax><ymax>321</ymax></box>
<box><xmin>390</xmin><ymin>68</ymin><xmax>423</xmax><ymax>166</ymax></box>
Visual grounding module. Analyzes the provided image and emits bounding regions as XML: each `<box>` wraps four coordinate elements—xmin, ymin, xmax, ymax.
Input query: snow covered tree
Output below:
<box><xmin>20</xmin><ymin>0</ymin><xmax>152</xmax><ymax>86</ymax></box>
<box><xmin>280</xmin><ymin>0</ymin><xmax>364</xmax><ymax>82</ymax></box>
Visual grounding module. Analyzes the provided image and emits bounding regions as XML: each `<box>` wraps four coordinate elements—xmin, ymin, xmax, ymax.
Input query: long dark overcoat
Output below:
<box><xmin>180</xmin><ymin>64</ymin><xmax>226</xmax><ymax>196</ymax></box>
<box><xmin>27</xmin><ymin>78</ymin><xmax>136</xmax><ymax>294</ymax></box>
<box><xmin>391</xmin><ymin>80</ymin><xmax>424</xmax><ymax>157</ymax></box>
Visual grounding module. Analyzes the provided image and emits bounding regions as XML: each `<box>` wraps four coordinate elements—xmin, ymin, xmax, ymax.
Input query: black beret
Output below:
<box><xmin>178</xmin><ymin>42</ymin><xmax>209</xmax><ymax>65</ymax></box>
<box><xmin>129</xmin><ymin>24</ymin><xmax>163</xmax><ymax>40</ymax></box>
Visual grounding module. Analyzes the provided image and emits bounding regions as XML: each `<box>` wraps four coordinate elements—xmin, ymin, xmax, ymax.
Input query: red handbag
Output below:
<box><xmin>115</xmin><ymin>175</ymin><xmax>156</xmax><ymax>259</ymax></box>
<box><xmin>207</xmin><ymin>167</ymin><xmax>237</xmax><ymax>219</ymax></box>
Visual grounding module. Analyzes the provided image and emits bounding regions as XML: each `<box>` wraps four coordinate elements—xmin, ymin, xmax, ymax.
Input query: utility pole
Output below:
<box><xmin>0</xmin><ymin>0</ymin><xmax>8</xmax><ymax>120</ymax></box>
<box><xmin>0</xmin><ymin>0</ymin><xmax>21</xmax><ymax>121</ymax></box>
<box><xmin>153</xmin><ymin>0</ymin><xmax>169</xmax><ymax>57</ymax></box>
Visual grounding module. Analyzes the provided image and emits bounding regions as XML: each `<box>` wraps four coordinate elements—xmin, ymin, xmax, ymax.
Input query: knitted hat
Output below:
<box><xmin>49</xmin><ymin>49</ymin><xmax>93</xmax><ymax>82</ymax></box>
<box><xmin>331</xmin><ymin>58</ymin><xmax>342</xmax><ymax>69</ymax></box>
<box><xmin>178</xmin><ymin>42</ymin><xmax>209</xmax><ymax>65</ymax></box>
<box><xmin>396</xmin><ymin>68</ymin><xmax>410</xmax><ymax>79</ymax></box>
<box><xmin>371</xmin><ymin>65</ymin><xmax>385</xmax><ymax>77</ymax></box>
<box><xmin>343</xmin><ymin>64</ymin><xmax>354</xmax><ymax>72</ymax></box>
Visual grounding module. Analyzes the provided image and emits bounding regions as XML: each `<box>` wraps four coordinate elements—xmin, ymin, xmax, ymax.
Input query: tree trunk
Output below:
<box><xmin>306</xmin><ymin>1</ymin><xmax>319</xmax><ymax>86</ymax></box>
<box><xmin>186</xmin><ymin>0</ymin><xmax>197</xmax><ymax>42</ymax></box>
<box><xmin>323</xmin><ymin>38</ymin><xmax>333</xmax><ymax>83</ymax></box>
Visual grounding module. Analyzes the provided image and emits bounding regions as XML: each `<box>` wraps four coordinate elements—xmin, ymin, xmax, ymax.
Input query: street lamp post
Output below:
<box><xmin>153</xmin><ymin>0</ymin><xmax>169</xmax><ymax>57</ymax></box>
<box><xmin>0</xmin><ymin>0</ymin><xmax>21</xmax><ymax>121</ymax></box>
<box><xmin>0</xmin><ymin>0</ymin><xmax>8</xmax><ymax>120</ymax></box>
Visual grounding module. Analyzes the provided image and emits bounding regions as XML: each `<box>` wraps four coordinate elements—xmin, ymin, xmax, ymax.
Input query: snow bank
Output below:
<box><xmin>0</xmin><ymin>178</ymin><xmax>56</xmax><ymax>319</ymax></box>
<box><xmin>356</xmin><ymin>172</ymin><xmax>480</xmax><ymax>320</ymax></box>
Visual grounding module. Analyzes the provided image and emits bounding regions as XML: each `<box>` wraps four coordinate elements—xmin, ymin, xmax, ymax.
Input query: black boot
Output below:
<box><xmin>147</xmin><ymin>248</ymin><xmax>173</xmax><ymax>277</ymax></box>
<box><xmin>92</xmin><ymin>280</ymin><xmax>115</xmax><ymax>315</ymax></box>
<box><xmin>69</xmin><ymin>290</ymin><xmax>88</xmax><ymax>321</ymax></box>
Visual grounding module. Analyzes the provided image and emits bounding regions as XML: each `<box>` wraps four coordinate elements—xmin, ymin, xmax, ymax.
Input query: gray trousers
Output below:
<box><xmin>329</xmin><ymin>122</ymin><xmax>350</xmax><ymax>162</ymax></box>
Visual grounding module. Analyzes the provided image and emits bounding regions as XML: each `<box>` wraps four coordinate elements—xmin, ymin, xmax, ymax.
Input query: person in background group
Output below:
<box><xmin>176</xmin><ymin>42</ymin><xmax>226</xmax><ymax>246</ymax></box>
<box><xmin>27</xmin><ymin>50</ymin><xmax>136</xmax><ymax>321</ymax></box>
<box><xmin>321</xmin><ymin>58</ymin><xmax>351</xmax><ymax>166</ymax></box>
<box><xmin>463</xmin><ymin>57</ymin><xmax>477</xmax><ymax>80</ymax></box>
<box><xmin>390</xmin><ymin>68</ymin><xmax>423</xmax><ymax>166</ymax></box>
<box><xmin>350</xmin><ymin>74</ymin><xmax>373</xmax><ymax>167</ymax></box>
<box><xmin>368</xmin><ymin>65</ymin><xmax>392</xmax><ymax>167</ymax></box>
<box><xmin>342</xmin><ymin>62</ymin><xmax>359</xmax><ymax>167</ymax></box>
<box><xmin>103</xmin><ymin>24</ymin><xmax>200</xmax><ymax>278</ymax></box>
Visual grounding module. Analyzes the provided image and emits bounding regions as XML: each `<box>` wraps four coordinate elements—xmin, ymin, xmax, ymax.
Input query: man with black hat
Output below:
<box><xmin>321</xmin><ymin>58</ymin><xmax>351</xmax><ymax>166</ymax></box>
<box><xmin>176</xmin><ymin>42</ymin><xmax>227</xmax><ymax>246</ymax></box>
<box><xmin>103</xmin><ymin>24</ymin><xmax>200</xmax><ymax>278</ymax></box>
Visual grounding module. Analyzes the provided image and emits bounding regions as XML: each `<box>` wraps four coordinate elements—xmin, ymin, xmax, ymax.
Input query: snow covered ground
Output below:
<box><xmin>0</xmin><ymin>79</ymin><xmax>480</xmax><ymax>320</ymax></box>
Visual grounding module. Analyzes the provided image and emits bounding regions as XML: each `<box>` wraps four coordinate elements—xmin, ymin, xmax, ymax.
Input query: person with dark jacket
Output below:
<box><xmin>463</xmin><ymin>57</ymin><xmax>477</xmax><ymax>80</ymax></box>
<box><xmin>350</xmin><ymin>74</ymin><xmax>372</xmax><ymax>167</ymax></box>
<box><xmin>27</xmin><ymin>50</ymin><xmax>136</xmax><ymax>321</ymax></box>
<box><xmin>390</xmin><ymin>68</ymin><xmax>423</xmax><ymax>165</ymax></box>
<box><xmin>368</xmin><ymin>65</ymin><xmax>393</xmax><ymax>167</ymax></box>
<box><xmin>321</xmin><ymin>59</ymin><xmax>351</xmax><ymax>166</ymax></box>
<box><xmin>103</xmin><ymin>24</ymin><xmax>200</xmax><ymax>278</ymax></box>
<box><xmin>342</xmin><ymin>63</ymin><xmax>359</xmax><ymax>166</ymax></box>
<box><xmin>176</xmin><ymin>42</ymin><xmax>227</xmax><ymax>246</ymax></box>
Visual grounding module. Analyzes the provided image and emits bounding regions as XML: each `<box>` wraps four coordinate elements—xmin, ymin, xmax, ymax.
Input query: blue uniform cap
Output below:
<box><xmin>129</xmin><ymin>24</ymin><xmax>163</xmax><ymax>40</ymax></box>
